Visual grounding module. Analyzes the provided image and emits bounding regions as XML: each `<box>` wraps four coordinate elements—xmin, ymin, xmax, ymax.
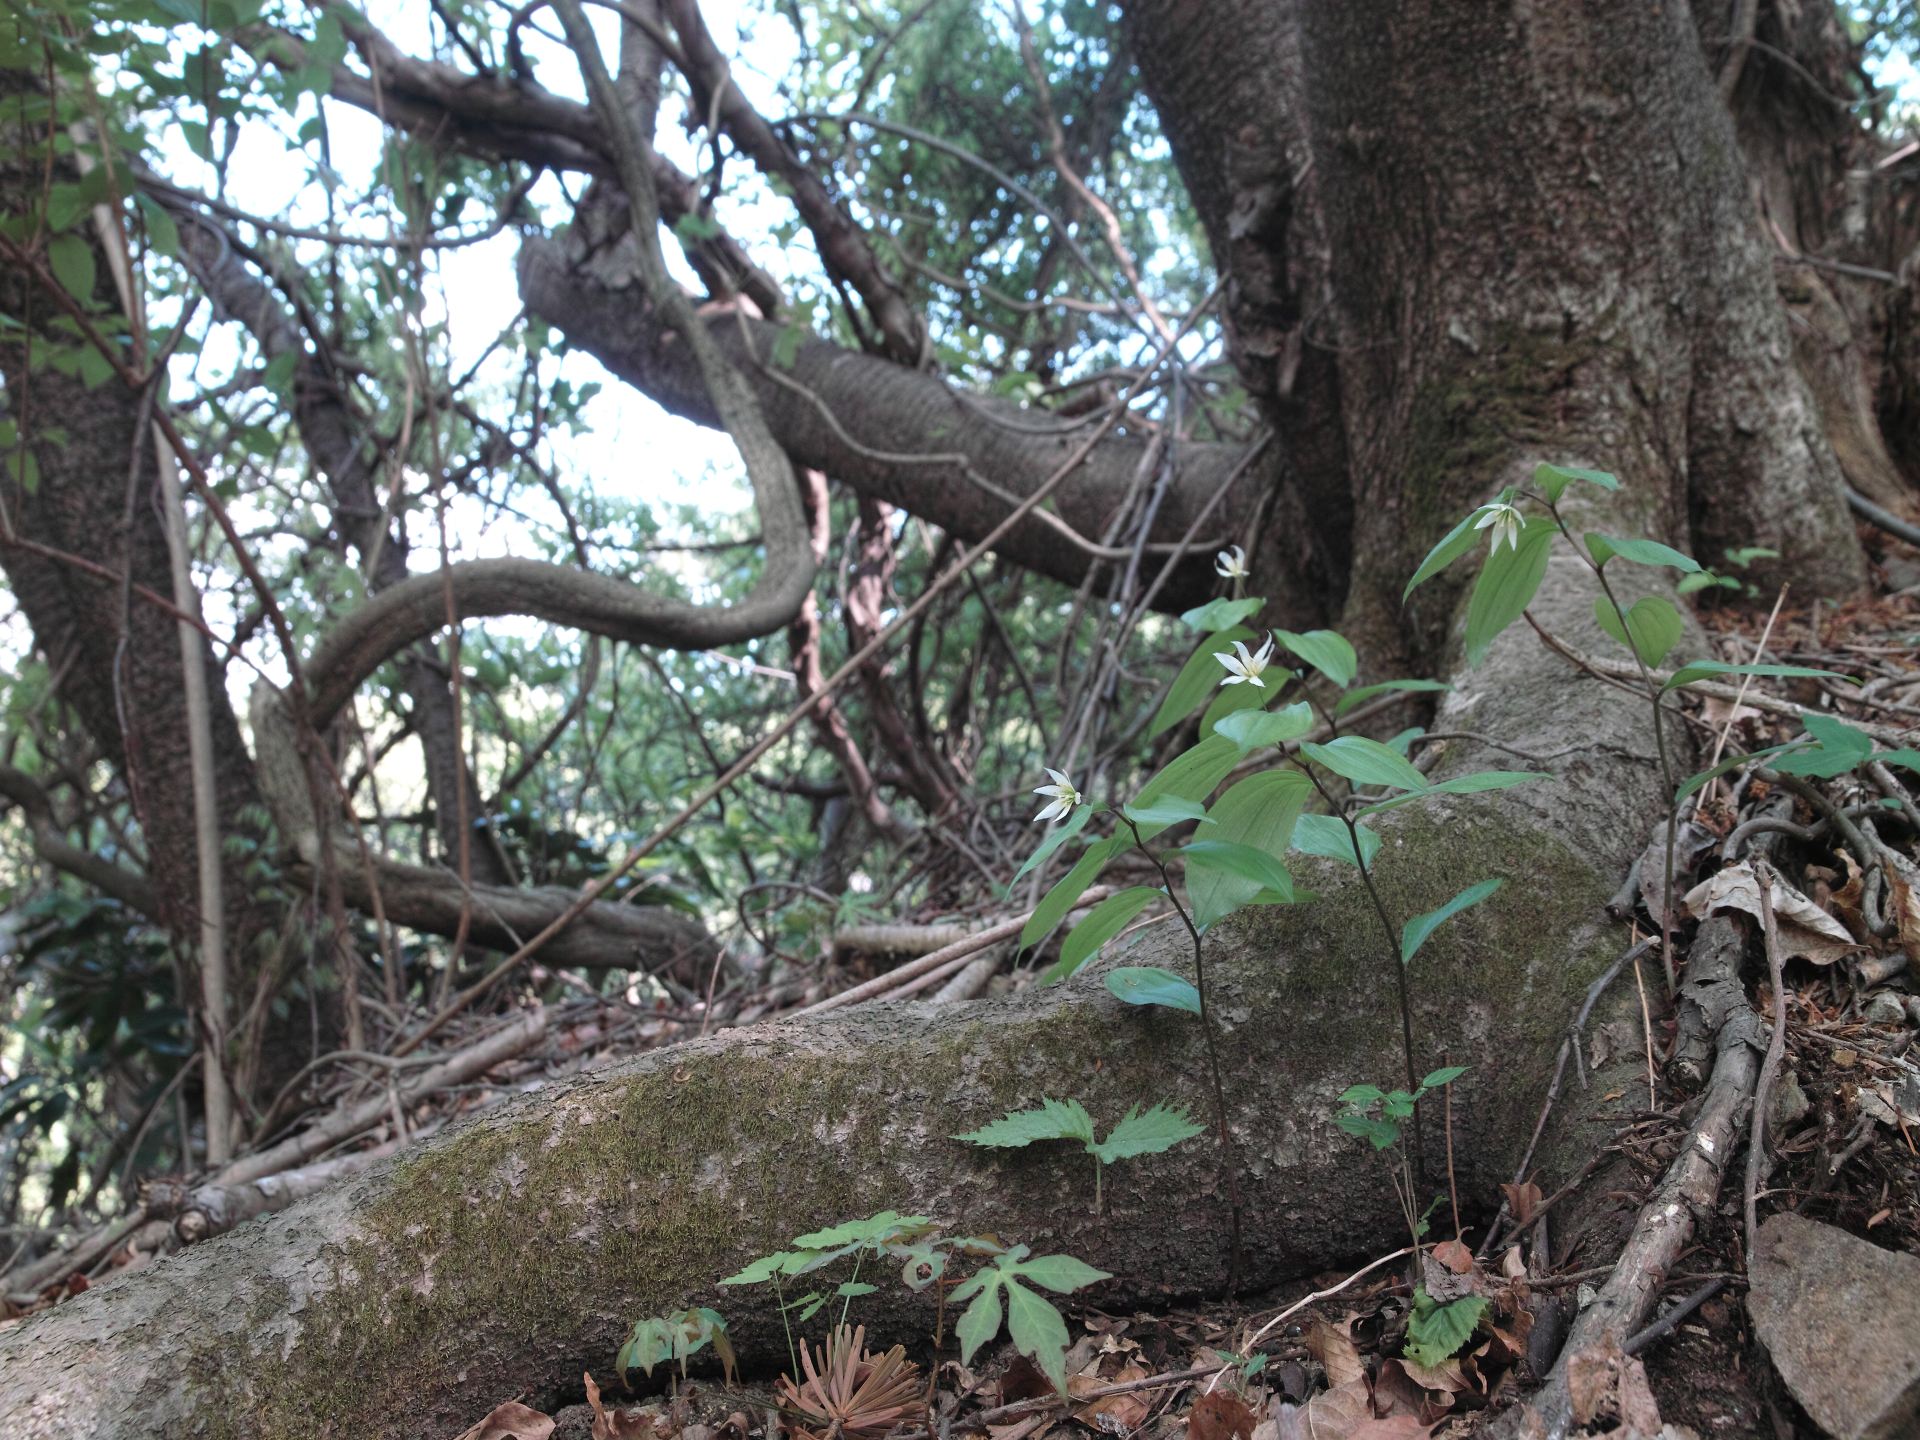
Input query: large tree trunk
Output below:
<box><xmin>0</xmin><ymin>3</ymin><xmax>1879</xmax><ymax>1435</ymax></box>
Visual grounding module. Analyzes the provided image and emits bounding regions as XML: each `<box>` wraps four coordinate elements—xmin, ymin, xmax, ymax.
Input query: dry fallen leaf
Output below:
<box><xmin>1300</xmin><ymin>1377</ymin><xmax>1371</xmax><ymax>1438</ymax></box>
<box><xmin>1307</xmin><ymin>1319</ymin><xmax>1366</xmax><ymax>1391</ymax></box>
<box><xmin>1500</xmin><ymin>1181</ymin><xmax>1542</xmax><ymax>1227</ymax></box>
<box><xmin>1617</xmin><ymin>1354</ymin><xmax>1663</xmax><ymax>1436</ymax></box>
<box><xmin>1188</xmin><ymin>1390</ymin><xmax>1257</xmax><ymax>1440</ymax></box>
<box><xmin>1566</xmin><ymin>1336</ymin><xmax>1624</xmax><ymax>1429</ymax></box>
<box><xmin>450</xmin><ymin>1400</ymin><xmax>555</xmax><ymax>1440</ymax></box>
<box><xmin>583</xmin><ymin>1373</ymin><xmax>662</xmax><ymax>1440</ymax></box>
<box><xmin>1683</xmin><ymin>863</ymin><xmax>1857</xmax><ymax>965</ymax></box>
<box><xmin>1068</xmin><ymin>1362</ymin><xmax>1150</xmax><ymax>1433</ymax></box>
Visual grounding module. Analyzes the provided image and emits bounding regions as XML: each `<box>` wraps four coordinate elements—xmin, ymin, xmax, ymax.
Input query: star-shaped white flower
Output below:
<box><xmin>1474</xmin><ymin>502</ymin><xmax>1525</xmax><ymax>554</ymax></box>
<box><xmin>1214</xmin><ymin>545</ymin><xmax>1250</xmax><ymax>581</ymax></box>
<box><xmin>1215</xmin><ymin>633</ymin><xmax>1276</xmax><ymax>688</ymax></box>
<box><xmin>1032</xmin><ymin>768</ymin><xmax>1082</xmax><ymax>824</ymax></box>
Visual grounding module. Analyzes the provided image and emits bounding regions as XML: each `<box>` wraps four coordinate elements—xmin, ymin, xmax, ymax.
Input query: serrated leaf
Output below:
<box><xmin>1291</xmin><ymin>813</ymin><xmax>1380</xmax><ymax>868</ymax></box>
<box><xmin>1662</xmin><ymin>660</ymin><xmax>1847</xmax><ymax>691</ymax></box>
<box><xmin>1301</xmin><ymin>736</ymin><xmax>1429</xmax><ymax>792</ymax></box>
<box><xmin>1585</xmin><ymin>532</ymin><xmax>1700</xmax><ymax>573</ymax></box>
<box><xmin>1151</xmin><ymin>627</ymin><xmax>1256</xmax><ymax>738</ymax></box>
<box><xmin>956</xmin><ymin>1097</ymin><xmax>1096</xmax><ymax>1149</ymax></box>
<box><xmin>1593</xmin><ymin>594</ymin><xmax>1682</xmax><ymax>667</ymax></box>
<box><xmin>1274</xmin><ymin>628</ymin><xmax>1357</xmax><ymax>688</ymax></box>
<box><xmin>1464</xmin><ymin>518</ymin><xmax>1556</xmax><ymax>664</ymax></box>
<box><xmin>719</xmin><ymin>1251</ymin><xmax>800</xmax><ymax>1285</ymax></box>
<box><xmin>1090</xmin><ymin>1104</ymin><xmax>1205</xmax><ymax>1164</ymax></box>
<box><xmin>46</xmin><ymin>233</ymin><xmax>95</xmax><ymax>301</ymax></box>
<box><xmin>1338</xmin><ymin>1084</ymin><xmax>1386</xmax><ymax>1106</ymax></box>
<box><xmin>1335</xmin><ymin>678</ymin><xmax>1449</xmax><ymax>717</ymax></box>
<box><xmin>1180</xmin><ymin>839</ymin><xmax>1299</xmax><ymax>904</ymax></box>
<box><xmin>955</xmin><ymin>1279</ymin><xmax>1003</xmax><ymax>1366</ymax></box>
<box><xmin>1105</xmin><ymin>966</ymin><xmax>1201</xmax><ymax>1015</ymax></box>
<box><xmin>1189</xmin><ymin>771</ymin><xmax>1311</xmax><ymax>928</ymax></box>
<box><xmin>1021</xmin><ymin>834</ymin><xmax>1129</xmax><ymax>947</ymax></box>
<box><xmin>1403</xmin><ymin>510</ymin><xmax>1482</xmax><ymax>599</ymax></box>
<box><xmin>1179</xmin><ymin>597</ymin><xmax>1264</xmax><ymax>633</ymax></box>
<box><xmin>1047</xmin><ymin>887</ymin><xmax>1162</xmax><ymax>982</ymax></box>
<box><xmin>1213</xmin><ymin>702</ymin><xmax>1315</xmax><ymax>755</ymax></box>
<box><xmin>1400</xmin><ymin>878</ymin><xmax>1503</xmax><ymax>965</ymax></box>
<box><xmin>791</xmin><ymin>1210</ymin><xmax>931</xmax><ymax>1248</ymax></box>
<box><xmin>1007</xmin><ymin>1252</ymin><xmax>1112</xmax><ymax>1294</ymax></box>
<box><xmin>1004</xmin><ymin>1278</ymin><xmax>1073</xmax><ymax>1393</ymax></box>
<box><xmin>835</xmin><ymin>1281</ymin><xmax>877</xmax><ymax>1297</ymax></box>
<box><xmin>1405</xmin><ymin>1293</ymin><xmax>1489</xmax><ymax>1368</ymax></box>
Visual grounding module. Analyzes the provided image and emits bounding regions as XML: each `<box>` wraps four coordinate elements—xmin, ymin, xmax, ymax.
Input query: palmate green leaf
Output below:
<box><xmin>1771</xmin><ymin>711</ymin><xmax>1875</xmax><ymax>778</ymax></box>
<box><xmin>1189</xmin><ymin>771</ymin><xmax>1312</xmax><ymax>928</ymax></box>
<box><xmin>1291</xmin><ymin>813</ymin><xmax>1380</xmax><ymax>868</ymax></box>
<box><xmin>1584</xmin><ymin>533</ymin><xmax>1700</xmax><ymax>573</ymax></box>
<box><xmin>719</xmin><ymin>1251</ymin><xmax>802</xmax><ymax>1285</ymax></box>
<box><xmin>1593</xmin><ymin>594</ymin><xmax>1682</xmax><ymax>667</ymax></box>
<box><xmin>1213</xmin><ymin>701</ymin><xmax>1314</xmax><ymax>755</ymax></box>
<box><xmin>1403</xmin><ymin>510</ymin><xmax>1483</xmax><ymax>599</ymax></box>
<box><xmin>1011</xmin><ymin>804</ymin><xmax>1092</xmax><ymax>888</ymax></box>
<box><xmin>955</xmin><ymin>1097</ymin><xmax>1097</xmax><ymax>1149</ymax></box>
<box><xmin>1662</xmin><ymin>660</ymin><xmax>1848</xmax><ymax>692</ymax></box>
<box><xmin>791</xmin><ymin>1210</ymin><xmax>933</xmax><ymax>1249</ymax></box>
<box><xmin>1179</xmin><ymin>839</ymin><xmax>1300</xmax><ymax>904</ymax></box>
<box><xmin>1006</xmin><ymin>1277</ymin><xmax>1075</xmax><ymax>1393</ymax></box>
<box><xmin>1301</xmin><ymin>736</ymin><xmax>1429</xmax><ymax>792</ymax></box>
<box><xmin>1274</xmin><ymin>628</ymin><xmax>1358</xmax><ymax>688</ymax></box>
<box><xmin>1400</xmin><ymin>877</ymin><xmax>1503</xmax><ymax>965</ymax></box>
<box><xmin>1020</xmin><ymin>834</ymin><xmax>1129</xmax><ymax>947</ymax></box>
<box><xmin>1105</xmin><ymin>965</ymin><xmax>1202</xmax><ymax>1015</ymax></box>
<box><xmin>1533</xmin><ymin>462</ymin><xmax>1619</xmax><ymax>503</ymax></box>
<box><xmin>954</xmin><ymin>1276</ymin><xmax>1004</xmax><ymax>1365</ymax></box>
<box><xmin>1357</xmin><ymin>769</ymin><xmax>1550</xmax><ymax>817</ymax></box>
<box><xmin>1046</xmin><ymin>887</ymin><xmax>1163</xmax><ymax>982</ymax></box>
<box><xmin>1151</xmin><ymin>626</ymin><xmax>1256</xmax><ymax>738</ymax></box>
<box><xmin>1090</xmin><ymin>1103</ymin><xmax>1205</xmax><ymax>1164</ymax></box>
<box><xmin>1128</xmin><ymin>734</ymin><xmax>1240</xmax><ymax>837</ymax></box>
<box><xmin>1008</xmin><ymin>1252</ymin><xmax>1112</xmax><ymax>1295</ymax></box>
<box><xmin>1335</xmin><ymin>678</ymin><xmax>1449</xmax><ymax>717</ymax></box>
<box><xmin>1179</xmin><ymin>597</ymin><xmax>1265</xmax><ymax>633</ymax></box>
<box><xmin>1464</xmin><ymin>518</ymin><xmax>1556</xmax><ymax>664</ymax></box>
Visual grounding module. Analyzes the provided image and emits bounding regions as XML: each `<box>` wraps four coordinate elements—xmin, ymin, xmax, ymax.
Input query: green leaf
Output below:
<box><xmin>1213</xmin><ymin>702</ymin><xmax>1315</xmax><ymax>756</ymax></box>
<box><xmin>1405</xmin><ymin>1292</ymin><xmax>1489</xmax><ymax>1368</ymax></box>
<box><xmin>261</xmin><ymin>350</ymin><xmax>299</xmax><ymax>396</ymax></box>
<box><xmin>1198</xmin><ymin>677</ymin><xmax>1270</xmax><ymax>736</ymax></box>
<box><xmin>770</xmin><ymin>323</ymin><xmax>803</xmax><ymax>369</ymax></box>
<box><xmin>1301</xmin><ymin>736</ymin><xmax>1429</xmax><ymax>792</ymax></box>
<box><xmin>1464</xmin><ymin>518</ymin><xmax>1556</xmax><ymax>664</ymax></box>
<box><xmin>1593</xmin><ymin>595</ymin><xmax>1682</xmax><ymax>667</ymax></box>
<box><xmin>1533</xmin><ymin>462</ymin><xmax>1618</xmax><ymax>503</ymax></box>
<box><xmin>1121</xmin><ymin>798</ymin><xmax>1213</xmax><ymax>829</ymax></box>
<box><xmin>1420</xmin><ymin>1066</ymin><xmax>1468</xmax><ymax>1090</ymax></box>
<box><xmin>1047</xmin><ymin>888</ymin><xmax>1163</xmax><ymax>981</ymax></box>
<box><xmin>1335</xmin><ymin>678</ymin><xmax>1449</xmax><ymax>717</ymax></box>
<box><xmin>954</xmin><ymin>1277</ymin><xmax>1004</xmax><ymax>1366</ymax></box>
<box><xmin>1105</xmin><ymin>966</ymin><xmax>1201</xmax><ymax>1016</ymax></box>
<box><xmin>719</xmin><ymin>1251</ymin><xmax>801</xmax><ymax>1285</ymax></box>
<box><xmin>1357</xmin><ymin>770</ymin><xmax>1550</xmax><ymax>817</ymax></box>
<box><xmin>1179</xmin><ymin>839</ymin><xmax>1300</xmax><ymax>904</ymax></box>
<box><xmin>836</xmin><ymin>1281</ymin><xmax>878</xmax><ymax>1298</ymax></box>
<box><xmin>46</xmin><ymin>234</ymin><xmax>95</xmax><ymax>301</ymax></box>
<box><xmin>1662</xmin><ymin>660</ymin><xmax>1847</xmax><ymax>692</ymax></box>
<box><xmin>1020</xmin><ymin>834</ymin><xmax>1128</xmax><ymax>947</ymax></box>
<box><xmin>956</xmin><ymin>1098</ymin><xmax>1097</xmax><ymax>1149</ymax></box>
<box><xmin>1585</xmin><ymin>533</ymin><xmax>1700</xmax><ymax>573</ymax></box>
<box><xmin>1008</xmin><ymin>1252</ymin><xmax>1111</xmax><ymax>1295</ymax></box>
<box><xmin>1128</xmin><ymin>735</ymin><xmax>1240</xmax><ymax>838</ymax></box>
<box><xmin>1179</xmin><ymin>597</ymin><xmax>1264</xmax><ymax>633</ymax></box>
<box><xmin>1090</xmin><ymin>1104</ymin><xmax>1205</xmax><ymax>1164</ymax></box>
<box><xmin>1291</xmin><ymin>814</ymin><xmax>1379</xmax><ymax>868</ymax></box>
<box><xmin>1151</xmin><ymin>627</ymin><xmax>1256</xmax><ymax>738</ymax></box>
<box><xmin>1004</xmin><ymin>1277</ymin><xmax>1074</xmax><ymax>1393</ymax></box>
<box><xmin>134</xmin><ymin>193</ymin><xmax>181</xmax><ymax>258</ymax></box>
<box><xmin>791</xmin><ymin>1211</ymin><xmax>932</xmax><ymax>1248</ymax></box>
<box><xmin>1674</xmin><ymin>744</ymin><xmax>1792</xmax><ymax>802</ymax></box>
<box><xmin>1335</xmin><ymin>1113</ymin><xmax>1401</xmax><ymax>1150</ymax></box>
<box><xmin>1403</xmin><ymin>510</ymin><xmax>1483</xmax><ymax>599</ymax></box>
<box><xmin>1772</xmin><ymin>712</ymin><xmax>1876</xmax><ymax>778</ymax></box>
<box><xmin>1273</xmin><ymin>628</ymin><xmax>1357</xmax><ymax>688</ymax></box>
<box><xmin>1188</xmin><ymin>771</ymin><xmax>1312</xmax><ymax>928</ymax></box>
<box><xmin>1400</xmin><ymin>878</ymin><xmax>1503</xmax><ymax>965</ymax></box>
<box><xmin>1011</xmin><ymin>804</ymin><xmax>1093</xmax><ymax>887</ymax></box>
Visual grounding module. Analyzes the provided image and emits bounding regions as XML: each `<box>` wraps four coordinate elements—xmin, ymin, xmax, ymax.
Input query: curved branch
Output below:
<box><xmin>0</xmin><ymin>765</ymin><xmax>161</xmax><ymax>919</ymax></box>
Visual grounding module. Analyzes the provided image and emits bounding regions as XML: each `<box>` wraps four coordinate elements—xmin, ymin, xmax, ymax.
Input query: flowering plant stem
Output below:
<box><xmin>1119</xmin><ymin>815</ymin><xmax>1243</xmax><ymax>1294</ymax></box>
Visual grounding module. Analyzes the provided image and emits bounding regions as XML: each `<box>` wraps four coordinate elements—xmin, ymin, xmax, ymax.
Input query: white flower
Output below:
<box><xmin>1214</xmin><ymin>545</ymin><xmax>1250</xmax><ymax>581</ymax></box>
<box><xmin>1474</xmin><ymin>502</ymin><xmax>1525</xmax><ymax>554</ymax></box>
<box><xmin>1031</xmin><ymin>767</ymin><xmax>1082</xmax><ymax>823</ymax></box>
<box><xmin>1215</xmin><ymin>633</ymin><xmax>1276</xmax><ymax>688</ymax></box>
